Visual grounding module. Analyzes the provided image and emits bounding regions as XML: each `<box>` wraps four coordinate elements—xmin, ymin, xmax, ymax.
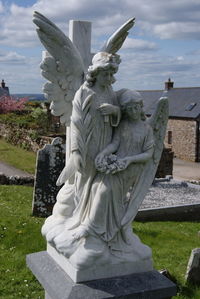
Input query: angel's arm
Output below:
<box><xmin>116</xmin><ymin>126</ymin><xmax>154</xmax><ymax>171</ymax></box>
<box><xmin>98</xmin><ymin>104</ymin><xmax>121</xmax><ymax>127</ymax></box>
<box><xmin>123</xmin><ymin>147</ymin><xmax>154</xmax><ymax>165</ymax></box>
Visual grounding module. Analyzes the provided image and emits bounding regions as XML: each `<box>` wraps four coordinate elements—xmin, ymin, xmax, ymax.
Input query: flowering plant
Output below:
<box><xmin>0</xmin><ymin>95</ymin><xmax>28</xmax><ymax>113</ymax></box>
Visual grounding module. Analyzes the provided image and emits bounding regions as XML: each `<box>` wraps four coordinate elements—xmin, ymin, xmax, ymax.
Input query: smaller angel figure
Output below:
<box><xmin>95</xmin><ymin>89</ymin><xmax>154</xmax><ymax>175</ymax></box>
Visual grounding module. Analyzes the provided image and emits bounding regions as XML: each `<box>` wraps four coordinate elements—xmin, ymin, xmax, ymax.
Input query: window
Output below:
<box><xmin>185</xmin><ymin>103</ymin><xmax>197</xmax><ymax>111</ymax></box>
<box><xmin>168</xmin><ymin>131</ymin><xmax>172</xmax><ymax>144</ymax></box>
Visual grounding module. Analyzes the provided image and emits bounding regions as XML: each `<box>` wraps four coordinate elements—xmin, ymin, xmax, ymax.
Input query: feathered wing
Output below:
<box><xmin>101</xmin><ymin>18</ymin><xmax>135</xmax><ymax>53</ymax></box>
<box><xmin>121</xmin><ymin>96</ymin><xmax>169</xmax><ymax>227</ymax></box>
<box><xmin>33</xmin><ymin>11</ymin><xmax>85</xmax><ymax>125</ymax></box>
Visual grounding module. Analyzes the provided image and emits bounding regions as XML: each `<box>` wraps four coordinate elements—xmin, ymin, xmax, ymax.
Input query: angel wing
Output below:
<box><xmin>121</xmin><ymin>96</ymin><xmax>169</xmax><ymax>227</ymax></box>
<box><xmin>101</xmin><ymin>18</ymin><xmax>135</xmax><ymax>53</ymax></box>
<box><xmin>33</xmin><ymin>11</ymin><xmax>85</xmax><ymax>125</ymax></box>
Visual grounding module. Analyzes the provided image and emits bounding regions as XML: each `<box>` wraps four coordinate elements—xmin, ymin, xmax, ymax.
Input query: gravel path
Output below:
<box><xmin>0</xmin><ymin>161</ymin><xmax>32</xmax><ymax>177</ymax></box>
<box><xmin>0</xmin><ymin>160</ymin><xmax>199</xmax><ymax>210</ymax></box>
<box><xmin>141</xmin><ymin>180</ymin><xmax>200</xmax><ymax>209</ymax></box>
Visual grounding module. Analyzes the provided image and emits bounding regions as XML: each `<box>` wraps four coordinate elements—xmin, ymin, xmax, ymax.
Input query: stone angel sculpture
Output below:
<box><xmin>33</xmin><ymin>12</ymin><xmax>168</xmax><ymax>282</ymax></box>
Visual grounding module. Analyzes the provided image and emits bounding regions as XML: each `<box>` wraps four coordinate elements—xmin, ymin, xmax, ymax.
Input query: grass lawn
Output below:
<box><xmin>0</xmin><ymin>185</ymin><xmax>45</xmax><ymax>299</ymax></box>
<box><xmin>0</xmin><ymin>185</ymin><xmax>200</xmax><ymax>298</ymax></box>
<box><xmin>0</xmin><ymin>138</ymin><xmax>36</xmax><ymax>174</ymax></box>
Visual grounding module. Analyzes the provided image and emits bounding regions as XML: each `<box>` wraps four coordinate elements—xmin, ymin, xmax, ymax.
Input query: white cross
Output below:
<box><xmin>69</xmin><ymin>20</ymin><xmax>94</xmax><ymax>71</ymax></box>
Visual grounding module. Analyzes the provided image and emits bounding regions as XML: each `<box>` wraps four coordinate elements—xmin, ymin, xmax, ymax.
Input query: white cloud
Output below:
<box><xmin>153</xmin><ymin>22</ymin><xmax>200</xmax><ymax>40</ymax></box>
<box><xmin>0</xmin><ymin>1</ymin><xmax>4</xmax><ymax>13</ymax></box>
<box><xmin>0</xmin><ymin>0</ymin><xmax>200</xmax><ymax>49</ymax></box>
<box><xmin>123</xmin><ymin>38</ymin><xmax>158</xmax><ymax>51</ymax></box>
<box><xmin>0</xmin><ymin>0</ymin><xmax>200</xmax><ymax>92</ymax></box>
<box><xmin>114</xmin><ymin>49</ymin><xmax>200</xmax><ymax>91</ymax></box>
<box><xmin>0</xmin><ymin>51</ymin><xmax>26</xmax><ymax>64</ymax></box>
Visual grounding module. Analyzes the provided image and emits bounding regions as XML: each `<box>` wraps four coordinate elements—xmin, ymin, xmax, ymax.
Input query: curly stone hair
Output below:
<box><xmin>85</xmin><ymin>52</ymin><xmax>121</xmax><ymax>87</ymax></box>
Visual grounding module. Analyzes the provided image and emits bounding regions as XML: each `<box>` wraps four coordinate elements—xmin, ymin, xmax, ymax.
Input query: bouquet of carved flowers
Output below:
<box><xmin>96</xmin><ymin>154</ymin><xmax>126</xmax><ymax>174</ymax></box>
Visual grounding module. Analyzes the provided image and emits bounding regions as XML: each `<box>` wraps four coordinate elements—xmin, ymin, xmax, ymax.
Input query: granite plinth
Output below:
<box><xmin>26</xmin><ymin>251</ymin><xmax>177</xmax><ymax>299</ymax></box>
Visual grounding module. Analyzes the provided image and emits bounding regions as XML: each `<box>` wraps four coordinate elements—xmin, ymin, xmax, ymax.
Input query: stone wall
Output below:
<box><xmin>165</xmin><ymin>119</ymin><xmax>197</xmax><ymax>162</ymax></box>
<box><xmin>0</xmin><ymin>123</ymin><xmax>54</xmax><ymax>152</ymax></box>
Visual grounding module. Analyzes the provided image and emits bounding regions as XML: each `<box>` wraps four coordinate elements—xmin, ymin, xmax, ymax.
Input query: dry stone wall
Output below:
<box><xmin>0</xmin><ymin>123</ymin><xmax>54</xmax><ymax>152</ymax></box>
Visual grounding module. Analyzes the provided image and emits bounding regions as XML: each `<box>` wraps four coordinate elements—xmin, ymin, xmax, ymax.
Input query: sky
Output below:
<box><xmin>1</xmin><ymin>0</ymin><xmax>200</xmax><ymax>93</ymax></box>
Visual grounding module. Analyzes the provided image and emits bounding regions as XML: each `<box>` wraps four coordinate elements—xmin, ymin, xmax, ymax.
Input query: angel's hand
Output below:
<box><xmin>95</xmin><ymin>152</ymin><xmax>105</xmax><ymax>167</ymax></box>
<box><xmin>98</xmin><ymin>104</ymin><xmax>119</xmax><ymax>116</ymax></box>
<box><xmin>72</xmin><ymin>150</ymin><xmax>84</xmax><ymax>174</ymax></box>
<box><xmin>56</xmin><ymin>167</ymin><xmax>68</xmax><ymax>186</ymax></box>
<box><xmin>111</xmin><ymin>158</ymin><xmax>129</xmax><ymax>174</ymax></box>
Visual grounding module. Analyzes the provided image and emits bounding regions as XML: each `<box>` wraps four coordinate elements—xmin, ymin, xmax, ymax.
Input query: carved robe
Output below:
<box><xmin>79</xmin><ymin>119</ymin><xmax>154</xmax><ymax>251</ymax></box>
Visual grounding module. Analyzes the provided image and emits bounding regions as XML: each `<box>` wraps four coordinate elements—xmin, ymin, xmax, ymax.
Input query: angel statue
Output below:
<box><xmin>33</xmin><ymin>12</ymin><xmax>168</xmax><ymax>281</ymax></box>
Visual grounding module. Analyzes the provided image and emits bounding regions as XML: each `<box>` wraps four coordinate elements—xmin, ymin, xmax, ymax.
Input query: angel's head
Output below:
<box><xmin>86</xmin><ymin>52</ymin><xmax>121</xmax><ymax>87</ymax></box>
<box><xmin>119</xmin><ymin>89</ymin><xmax>146</xmax><ymax>121</ymax></box>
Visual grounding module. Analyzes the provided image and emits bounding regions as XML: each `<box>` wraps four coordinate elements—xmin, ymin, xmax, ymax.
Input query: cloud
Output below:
<box><xmin>0</xmin><ymin>1</ymin><xmax>3</xmax><ymax>13</ymax></box>
<box><xmin>0</xmin><ymin>0</ymin><xmax>200</xmax><ymax>49</ymax></box>
<box><xmin>0</xmin><ymin>0</ymin><xmax>200</xmax><ymax>92</ymax></box>
<box><xmin>153</xmin><ymin>22</ymin><xmax>200</xmax><ymax>40</ymax></box>
<box><xmin>123</xmin><ymin>38</ymin><xmax>158</xmax><ymax>51</ymax></box>
<box><xmin>0</xmin><ymin>51</ymin><xmax>26</xmax><ymax>64</ymax></box>
<box><xmin>114</xmin><ymin>49</ymin><xmax>200</xmax><ymax>91</ymax></box>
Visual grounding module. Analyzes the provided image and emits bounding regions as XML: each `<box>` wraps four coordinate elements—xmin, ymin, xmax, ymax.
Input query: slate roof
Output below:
<box><xmin>138</xmin><ymin>87</ymin><xmax>200</xmax><ymax>120</ymax></box>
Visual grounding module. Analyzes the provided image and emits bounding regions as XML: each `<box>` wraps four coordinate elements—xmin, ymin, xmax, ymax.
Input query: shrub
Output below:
<box><xmin>0</xmin><ymin>95</ymin><xmax>28</xmax><ymax>114</ymax></box>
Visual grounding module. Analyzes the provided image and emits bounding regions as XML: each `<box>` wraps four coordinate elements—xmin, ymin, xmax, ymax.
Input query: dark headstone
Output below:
<box><xmin>26</xmin><ymin>251</ymin><xmax>177</xmax><ymax>299</ymax></box>
<box><xmin>156</xmin><ymin>147</ymin><xmax>174</xmax><ymax>178</ymax></box>
<box><xmin>32</xmin><ymin>137</ymin><xmax>65</xmax><ymax>217</ymax></box>
<box><xmin>185</xmin><ymin>248</ymin><xmax>200</xmax><ymax>285</ymax></box>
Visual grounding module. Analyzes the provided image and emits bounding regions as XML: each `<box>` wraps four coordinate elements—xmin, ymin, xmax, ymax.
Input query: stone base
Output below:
<box><xmin>47</xmin><ymin>243</ymin><xmax>153</xmax><ymax>282</ymax></box>
<box><xmin>26</xmin><ymin>251</ymin><xmax>177</xmax><ymax>299</ymax></box>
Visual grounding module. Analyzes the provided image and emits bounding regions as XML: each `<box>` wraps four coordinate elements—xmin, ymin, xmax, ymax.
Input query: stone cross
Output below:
<box><xmin>69</xmin><ymin>20</ymin><xmax>93</xmax><ymax>71</ymax></box>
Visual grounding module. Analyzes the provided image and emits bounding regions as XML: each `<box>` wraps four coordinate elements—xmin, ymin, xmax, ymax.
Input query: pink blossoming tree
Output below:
<box><xmin>0</xmin><ymin>95</ymin><xmax>28</xmax><ymax>113</ymax></box>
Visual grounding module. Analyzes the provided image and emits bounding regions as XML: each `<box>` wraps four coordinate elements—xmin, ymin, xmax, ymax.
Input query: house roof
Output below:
<box><xmin>138</xmin><ymin>87</ymin><xmax>200</xmax><ymax>120</ymax></box>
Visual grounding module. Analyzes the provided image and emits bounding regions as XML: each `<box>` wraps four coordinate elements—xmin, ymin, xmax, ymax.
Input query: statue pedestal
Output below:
<box><xmin>26</xmin><ymin>251</ymin><xmax>177</xmax><ymax>299</ymax></box>
<box><xmin>47</xmin><ymin>243</ymin><xmax>153</xmax><ymax>282</ymax></box>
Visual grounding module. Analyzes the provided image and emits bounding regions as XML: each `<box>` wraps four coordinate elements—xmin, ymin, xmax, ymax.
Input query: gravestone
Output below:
<box><xmin>32</xmin><ymin>137</ymin><xmax>65</xmax><ymax>217</ymax></box>
<box><xmin>185</xmin><ymin>248</ymin><xmax>200</xmax><ymax>285</ymax></box>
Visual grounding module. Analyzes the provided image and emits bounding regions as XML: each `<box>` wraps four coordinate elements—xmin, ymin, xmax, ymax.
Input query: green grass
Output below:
<box><xmin>0</xmin><ymin>185</ymin><xmax>45</xmax><ymax>299</ymax></box>
<box><xmin>0</xmin><ymin>138</ymin><xmax>36</xmax><ymax>174</ymax></box>
<box><xmin>0</xmin><ymin>185</ymin><xmax>199</xmax><ymax>298</ymax></box>
<box><xmin>133</xmin><ymin>222</ymin><xmax>200</xmax><ymax>298</ymax></box>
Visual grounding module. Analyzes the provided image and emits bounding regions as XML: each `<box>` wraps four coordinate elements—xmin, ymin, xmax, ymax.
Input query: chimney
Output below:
<box><xmin>1</xmin><ymin>79</ymin><xmax>5</xmax><ymax>88</ymax></box>
<box><xmin>165</xmin><ymin>78</ymin><xmax>174</xmax><ymax>90</ymax></box>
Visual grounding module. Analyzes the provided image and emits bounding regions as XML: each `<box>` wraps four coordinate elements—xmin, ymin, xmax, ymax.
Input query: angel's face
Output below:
<box><xmin>125</xmin><ymin>100</ymin><xmax>142</xmax><ymax>121</ymax></box>
<box><xmin>96</xmin><ymin>69</ymin><xmax>114</xmax><ymax>87</ymax></box>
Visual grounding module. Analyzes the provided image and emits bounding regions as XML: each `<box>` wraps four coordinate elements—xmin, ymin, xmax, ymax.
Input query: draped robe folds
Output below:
<box><xmin>77</xmin><ymin>118</ymin><xmax>154</xmax><ymax>252</ymax></box>
<box><xmin>67</xmin><ymin>82</ymin><xmax>120</xmax><ymax>227</ymax></box>
<box><xmin>43</xmin><ymin>82</ymin><xmax>121</xmax><ymax>250</ymax></box>
<box><xmin>43</xmin><ymin>83</ymin><xmax>154</xmax><ymax>263</ymax></box>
